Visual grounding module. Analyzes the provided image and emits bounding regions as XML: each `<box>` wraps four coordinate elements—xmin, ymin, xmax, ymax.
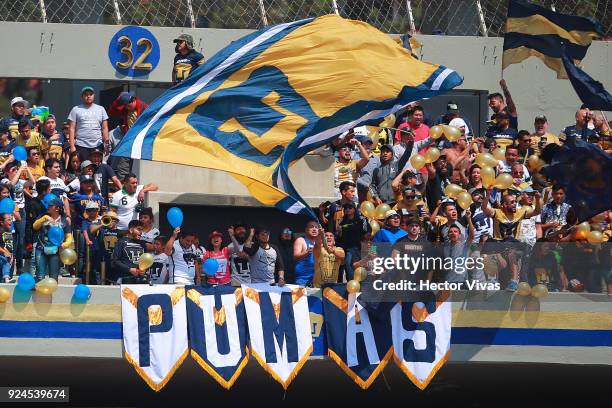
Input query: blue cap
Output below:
<box><xmin>521</xmin><ymin>185</ymin><xmax>536</xmax><ymax>193</ymax></box>
<box><xmin>118</xmin><ymin>91</ymin><xmax>135</xmax><ymax>105</ymax></box>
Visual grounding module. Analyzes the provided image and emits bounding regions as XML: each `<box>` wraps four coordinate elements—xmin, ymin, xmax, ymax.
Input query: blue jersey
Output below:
<box><xmin>69</xmin><ymin>192</ymin><xmax>104</xmax><ymax>230</ymax></box>
<box><xmin>173</xmin><ymin>50</ymin><xmax>205</xmax><ymax>84</ymax></box>
<box><xmin>294</xmin><ymin>238</ymin><xmax>315</xmax><ymax>286</ymax></box>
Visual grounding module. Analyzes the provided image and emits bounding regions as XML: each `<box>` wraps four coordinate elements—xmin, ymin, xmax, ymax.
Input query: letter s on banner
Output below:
<box><xmin>390</xmin><ymin>292</ymin><xmax>452</xmax><ymax>390</ymax></box>
<box><xmin>121</xmin><ymin>285</ymin><xmax>188</xmax><ymax>391</ymax></box>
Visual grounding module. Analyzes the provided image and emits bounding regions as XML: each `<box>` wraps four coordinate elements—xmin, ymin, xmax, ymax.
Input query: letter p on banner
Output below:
<box><xmin>121</xmin><ymin>285</ymin><xmax>188</xmax><ymax>391</ymax></box>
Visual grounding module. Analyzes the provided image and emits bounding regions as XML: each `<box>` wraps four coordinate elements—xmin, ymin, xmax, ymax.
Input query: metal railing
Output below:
<box><xmin>1</xmin><ymin>1</ymin><xmax>610</xmax><ymax>37</ymax></box>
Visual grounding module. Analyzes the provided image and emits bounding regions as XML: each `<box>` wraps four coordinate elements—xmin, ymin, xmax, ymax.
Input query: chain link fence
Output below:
<box><xmin>1</xmin><ymin>0</ymin><xmax>610</xmax><ymax>37</ymax></box>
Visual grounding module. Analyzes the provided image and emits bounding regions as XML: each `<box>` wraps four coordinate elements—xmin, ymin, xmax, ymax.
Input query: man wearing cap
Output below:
<box><xmin>67</xmin><ymin>86</ymin><xmax>109</xmax><ymax>160</ymax></box>
<box><xmin>369</xmin><ymin>143</ymin><xmax>399</xmax><ymax>205</ymax></box>
<box><xmin>0</xmin><ymin>97</ymin><xmax>29</xmax><ymax>139</ymax></box>
<box><xmin>372</xmin><ymin>210</ymin><xmax>408</xmax><ymax>246</ymax></box>
<box><xmin>243</xmin><ymin>226</ymin><xmax>285</xmax><ymax>285</ymax></box>
<box><xmin>88</xmin><ymin>148</ymin><xmax>122</xmax><ymax>205</ymax></box>
<box><xmin>0</xmin><ymin>123</ymin><xmax>16</xmax><ymax>165</ymax></box>
<box><xmin>173</xmin><ymin>34</ymin><xmax>205</xmax><ymax>84</ymax></box>
<box><xmin>92</xmin><ymin>210</ymin><xmax>120</xmax><ymax>282</ymax></box>
<box><xmin>485</xmin><ymin>111</ymin><xmax>518</xmax><ymax>148</ymax></box>
<box><xmin>40</xmin><ymin>115</ymin><xmax>64</xmax><ymax>160</ymax></box>
<box><xmin>356</xmin><ymin>136</ymin><xmax>379</xmax><ymax>202</ymax></box>
<box><xmin>69</xmin><ymin>174</ymin><xmax>104</xmax><ymax>231</ymax></box>
<box><xmin>108</xmin><ymin>91</ymin><xmax>149</xmax><ymax>134</ymax></box>
<box><xmin>530</xmin><ymin>115</ymin><xmax>561</xmax><ymax>155</ymax></box>
<box><xmin>334</xmin><ymin>135</ymin><xmax>369</xmax><ymax>199</ymax></box>
<box><xmin>425</xmin><ymin>153</ymin><xmax>452</xmax><ymax>211</ymax></box>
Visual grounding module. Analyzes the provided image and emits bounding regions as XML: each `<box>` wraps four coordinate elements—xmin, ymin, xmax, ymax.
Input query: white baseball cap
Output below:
<box><xmin>10</xmin><ymin>97</ymin><xmax>28</xmax><ymax>107</ymax></box>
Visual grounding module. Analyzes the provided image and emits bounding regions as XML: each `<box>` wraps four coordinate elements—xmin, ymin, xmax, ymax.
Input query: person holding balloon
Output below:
<box><xmin>201</xmin><ymin>230</ymin><xmax>229</xmax><ymax>285</ymax></box>
<box><xmin>111</xmin><ymin>220</ymin><xmax>153</xmax><ymax>284</ymax></box>
<box><xmin>0</xmin><ymin>124</ymin><xmax>17</xmax><ymax>165</ymax></box>
<box><xmin>0</xmin><ymin>213</ymin><xmax>14</xmax><ymax>283</ymax></box>
<box><xmin>31</xmin><ymin>197</ymin><xmax>73</xmax><ymax>281</ymax></box>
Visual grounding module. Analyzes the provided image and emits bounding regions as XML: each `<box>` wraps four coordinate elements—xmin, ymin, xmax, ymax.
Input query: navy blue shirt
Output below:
<box><xmin>0</xmin><ymin>140</ymin><xmax>17</xmax><ymax>163</ymax></box>
<box><xmin>560</xmin><ymin>125</ymin><xmax>597</xmax><ymax>142</ymax></box>
<box><xmin>69</xmin><ymin>192</ymin><xmax>104</xmax><ymax>230</ymax></box>
<box><xmin>485</xmin><ymin>126</ymin><xmax>519</xmax><ymax>148</ymax></box>
<box><xmin>173</xmin><ymin>50</ymin><xmax>205</xmax><ymax>84</ymax></box>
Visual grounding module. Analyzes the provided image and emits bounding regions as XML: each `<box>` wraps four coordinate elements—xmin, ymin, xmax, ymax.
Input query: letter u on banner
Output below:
<box><xmin>242</xmin><ymin>283</ymin><xmax>313</xmax><ymax>389</ymax></box>
<box><xmin>121</xmin><ymin>285</ymin><xmax>188</xmax><ymax>391</ymax></box>
<box><xmin>391</xmin><ymin>291</ymin><xmax>452</xmax><ymax>389</ymax></box>
<box><xmin>186</xmin><ymin>285</ymin><xmax>249</xmax><ymax>389</ymax></box>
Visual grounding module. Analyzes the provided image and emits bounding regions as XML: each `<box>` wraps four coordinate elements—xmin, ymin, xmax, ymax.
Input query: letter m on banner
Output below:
<box><xmin>242</xmin><ymin>284</ymin><xmax>313</xmax><ymax>389</ymax></box>
<box><xmin>121</xmin><ymin>285</ymin><xmax>188</xmax><ymax>391</ymax></box>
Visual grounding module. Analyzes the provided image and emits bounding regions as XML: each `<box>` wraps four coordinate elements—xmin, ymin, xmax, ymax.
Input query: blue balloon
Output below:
<box><xmin>16</xmin><ymin>273</ymin><xmax>35</xmax><ymax>291</ymax></box>
<box><xmin>42</xmin><ymin>193</ymin><xmax>59</xmax><ymax>209</ymax></box>
<box><xmin>48</xmin><ymin>226</ymin><xmax>64</xmax><ymax>246</ymax></box>
<box><xmin>0</xmin><ymin>198</ymin><xmax>15</xmax><ymax>214</ymax></box>
<box><xmin>12</xmin><ymin>145</ymin><xmax>27</xmax><ymax>162</ymax></box>
<box><xmin>167</xmin><ymin>207</ymin><xmax>183</xmax><ymax>229</ymax></box>
<box><xmin>74</xmin><ymin>284</ymin><xmax>91</xmax><ymax>301</ymax></box>
<box><xmin>203</xmin><ymin>258</ymin><xmax>219</xmax><ymax>276</ymax></box>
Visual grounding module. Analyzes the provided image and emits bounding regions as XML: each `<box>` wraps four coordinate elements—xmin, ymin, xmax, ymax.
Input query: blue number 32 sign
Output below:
<box><xmin>108</xmin><ymin>26</ymin><xmax>160</xmax><ymax>78</ymax></box>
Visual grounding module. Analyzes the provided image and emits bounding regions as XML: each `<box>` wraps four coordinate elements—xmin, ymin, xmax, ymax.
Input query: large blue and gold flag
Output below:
<box><xmin>112</xmin><ymin>14</ymin><xmax>462</xmax><ymax>217</ymax></box>
<box><xmin>502</xmin><ymin>0</ymin><xmax>603</xmax><ymax>79</ymax></box>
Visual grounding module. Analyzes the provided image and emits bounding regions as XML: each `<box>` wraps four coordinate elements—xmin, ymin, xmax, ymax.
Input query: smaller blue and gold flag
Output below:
<box><xmin>503</xmin><ymin>0</ymin><xmax>603</xmax><ymax>79</ymax></box>
<box><xmin>112</xmin><ymin>15</ymin><xmax>462</xmax><ymax>218</ymax></box>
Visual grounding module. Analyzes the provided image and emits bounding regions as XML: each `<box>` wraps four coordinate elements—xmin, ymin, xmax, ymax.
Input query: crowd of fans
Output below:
<box><xmin>0</xmin><ymin>79</ymin><xmax>610</xmax><ymax>294</ymax></box>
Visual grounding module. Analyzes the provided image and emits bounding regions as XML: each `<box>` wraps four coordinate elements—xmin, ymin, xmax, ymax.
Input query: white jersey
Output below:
<box><xmin>110</xmin><ymin>185</ymin><xmax>144</xmax><ymax>230</ymax></box>
<box><xmin>38</xmin><ymin>176</ymin><xmax>69</xmax><ymax>197</ymax></box>
<box><xmin>149</xmin><ymin>253</ymin><xmax>169</xmax><ymax>284</ymax></box>
<box><xmin>141</xmin><ymin>227</ymin><xmax>160</xmax><ymax>244</ymax></box>
<box><xmin>228</xmin><ymin>242</ymin><xmax>251</xmax><ymax>285</ymax></box>
<box><xmin>169</xmin><ymin>240</ymin><xmax>197</xmax><ymax>285</ymax></box>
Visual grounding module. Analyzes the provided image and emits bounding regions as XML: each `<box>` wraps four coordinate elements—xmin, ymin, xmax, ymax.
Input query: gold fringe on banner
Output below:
<box><xmin>394</xmin><ymin>350</ymin><xmax>451</xmax><ymax>390</ymax></box>
<box><xmin>251</xmin><ymin>345</ymin><xmax>313</xmax><ymax>390</ymax></box>
<box><xmin>190</xmin><ymin>347</ymin><xmax>250</xmax><ymax>390</ymax></box>
<box><xmin>124</xmin><ymin>348</ymin><xmax>188</xmax><ymax>392</ymax></box>
<box><xmin>327</xmin><ymin>348</ymin><xmax>393</xmax><ymax>390</ymax></box>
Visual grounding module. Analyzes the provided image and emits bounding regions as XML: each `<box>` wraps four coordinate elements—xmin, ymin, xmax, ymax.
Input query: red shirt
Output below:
<box><xmin>203</xmin><ymin>247</ymin><xmax>231</xmax><ymax>285</ymax></box>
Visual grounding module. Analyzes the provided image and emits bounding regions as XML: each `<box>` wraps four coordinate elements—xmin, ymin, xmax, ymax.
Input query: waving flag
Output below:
<box><xmin>502</xmin><ymin>0</ymin><xmax>603</xmax><ymax>79</ymax></box>
<box><xmin>561</xmin><ymin>45</ymin><xmax>612</xmax><ymax>111</ymax></box>
<box><xmin>112</xmin><ymin>14</ymin><xmax>462</xmax><ymax>217</ymax></box>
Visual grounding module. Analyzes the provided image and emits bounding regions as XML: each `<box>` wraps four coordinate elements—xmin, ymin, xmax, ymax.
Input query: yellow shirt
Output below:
<box><xmin>492</xmin><ymin>207</ymin><xmax>527</xmax><ymax>240</ymax></box>
<box><xmin>530</xmin><ymin>132</ymin><xmax>561</xmax><ymax>155</ymax></box>
<box><xmin>16</xmin><ymin>131</ymin><xmax>44</xmax><ymax>150</ymax></box>
<box><xmin>313</xmin><ymin>245</ymin><xmax>345</xmax><ymax>288</ymax></box>
<box><xmin>334</xmin><ymin>160</ymin><xmax>358</xmax><ymax>189</ymax></box>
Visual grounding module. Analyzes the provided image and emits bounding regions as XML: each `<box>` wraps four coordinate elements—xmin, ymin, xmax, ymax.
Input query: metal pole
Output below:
<box><xmin>101</xmin><ymin>260</ymin><xmax>107</xmax><ymax>285</ymax></box>
<box><xmin>405</xmin><ymin>0</ymin><xmax>416</xmax><ymax>35</ymax></box>
<box><xmin>186</xmin><ymin>0</ymin><xmax>196</xmax><ymax>28</ymax></box>
<box><xmin>475</xmin><ymin>0</ymin><xmax>488</xmax><ymax>37</ymax></box>
<box><xmin>332</xmin><ymin>0</ymin><xmax>340</xmax><ymax>15</ymax></box>
<box><xmin>258</xmin><ymin>0</ymin><xmax>269</xmax><ymax>26</ymax></box>
<box><xmin>113</xmin><ymin>0</ymin><xmax>122</xmax><ymax>25</ymax></box>
<box><xmin>39</xmin><ymin>0</ymin><xmax>47</xmax><ymax>23</ymax></box>
<box><xmin>85</xmin><ymin>243</ymin><xmax>91</xmax><ymax>285</ymax></box>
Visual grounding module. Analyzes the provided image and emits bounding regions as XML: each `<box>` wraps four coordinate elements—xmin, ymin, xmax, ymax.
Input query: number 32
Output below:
<box><xmin>116</xmin><ymin>36</ymin><xmax>153</xmax><ymax>71</ymax></box>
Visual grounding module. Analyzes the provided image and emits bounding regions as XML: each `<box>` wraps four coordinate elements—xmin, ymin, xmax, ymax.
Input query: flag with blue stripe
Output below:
<box><xmin>112</xmin><ymin>14</ymin><xmax>462</xmax><ymax>218</ymax></box>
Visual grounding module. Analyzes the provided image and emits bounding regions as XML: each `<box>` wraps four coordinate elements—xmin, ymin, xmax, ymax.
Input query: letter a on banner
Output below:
<box><xmin>242</xmin><ymin>284</ymin><xmax>313</xmax><ymax>389</ymax></box>
<box><xmin>186</xmin><ymin>285</ymin><xmax>249</xmax><ymax>389</ymax></box>
<box><xmin>322</xmin><ymin>284</ymin><xmax>392</xmax><ymax>389</ymax></box>
<box><xmin>391</xmin><ymin>291</ymin><xmax>452</xmax><ymax>389</ymax></box>
<box><xmin>121</xmin><ymin>285</ymin><xmax>188</xmax><ymax>391</ymax></box>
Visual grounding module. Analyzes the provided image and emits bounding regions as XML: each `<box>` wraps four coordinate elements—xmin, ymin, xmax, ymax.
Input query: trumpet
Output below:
<box><xmin>101</xmin><ymin>215</ymin><xmax>113</xmax><ymax>227</ymax></box>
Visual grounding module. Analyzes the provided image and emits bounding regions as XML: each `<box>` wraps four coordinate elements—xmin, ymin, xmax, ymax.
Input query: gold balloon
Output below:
<box><xmin>374</xmin><ymin>203</ymin><xmax>391</xmax><ymax>220</ymax></box>
<box><xmin>587</xmin><ymin>230</ymin><xmax>604</xmax><ymax>244</ymax></box>
<box><xmin>456</xmin><ymin>191</ymin><xmax>473</xmax><ymax>209</ymax></box>
<box><xmin>59</xmin><ymin>248</ymin><xmax>77</xmax><ymax>265</ymax></box>
<box><xmin>424</xmin><ymin>147</ymin><xmax>441</xmax><ymax>164</ymax></box>
<box><xmin>444</xmin><ymin>183</ymin><xmax>463</xmax><ymax>199</ymax></box>
<box><xmin>35</xmin><ymin>282</ymin><xmax>52</xmax><ymax>295</ymax></box>
<box><xmin>481</xmin><ymin>166</ymin><xmax>496</xmax><ymax>188</ymax></box>
<box><xmin>517</xmin><ymin>282</ymin><xmax>531</xmax><ymax>296</ymax></box>
<box><xmin>347</xmin><ymin>279</ymin><xmax>361</xmax><ymax>294</ymax></box>
<box><xmin>429</xmin><ymin>125</ymin><xmax>444</xmax><ymax>139</ymax></box>
<box><xmin>494</xmin><ymin>173</ymin><xmax>514</xmax><ymax>190</ymax></box>
<box><xmin>354</xmin><ymin>267</ymin><xmax>368</xmax><ymax>282</ymax></box>
<box><xmin>369</xmin><ymin>219</ymin><xmax>381</xmax><ymax>235</ymax></box>
<box><xmin>138</xmin><ymin>253</ymin><xmax>155</xmax><ymax>271</ymax></box>
<box><xmin>442</xmin><ymin>125</ymin><xmax>461</xmax><ymax>142</ymax></box>
<box><xmin>43</xmin><ymin>277</ymin><xmax>58</xmax><ymax>294</ymax></box>
<box><xmin>359</xmin><ymin>201</ymin><xmax>375</xmax><ymax>218</ymax></box>
<box><xmin>0</xmin><ymin>287</ymin><xmax>10</xmax><ymax>303</ymax></box>
<box><xmin>577</xmin><ymin>221</ymin><xmax>591</xmax><ymax>234</ymax></box>
<box><xmin>492</xmin><ymin>147</ymin><xmax>506</xmax><ymax>161</ymax></box>
<box><xmin>410</xmin><ymin>154</ymin><xmax>426</xmax><ymax>170</ymax></box>
<box><xmin>531</xmin><ymin>283</ymin><xmax>548</xmax><ymax>298</ymax></box>
<box><xmin>527</xmin><ymin>154</ymin><xmax>545</xmax><ymax>171</ymax></box>
<box><xmin>475</xmin><ymin>153</ymin><xmax>498</xmax><ymax>168</ymax></box>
